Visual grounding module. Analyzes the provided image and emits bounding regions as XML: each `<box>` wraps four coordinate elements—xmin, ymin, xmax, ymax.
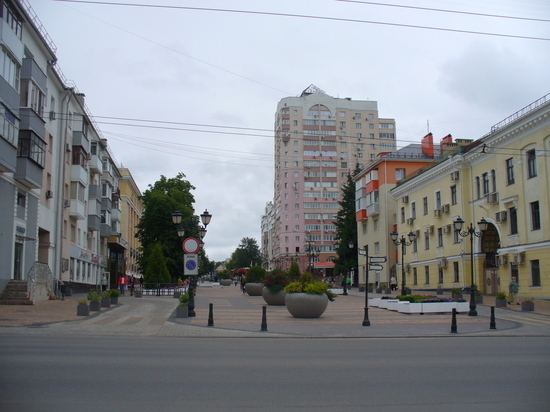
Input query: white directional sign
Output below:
<box><xmin>184</xmin><ymin>253</ymin><xmax>198</xmax><ymax>275</ymax></box>
<box><xmin>369</xmin><ymin>264</ymin><xmax>384</xmax><ymax>271</ymax></box>
<box><xmin>370</xmin><ymin>257</ymin><xmax>387</xmax><ymax>263</ymax></box>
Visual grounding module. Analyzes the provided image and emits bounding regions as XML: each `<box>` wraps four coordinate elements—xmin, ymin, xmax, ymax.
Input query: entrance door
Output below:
<box><xmin>485</xmin><ymin>268</ymin><xmax>498</xmax><ymax>295</ymax></box>
<box><xmin>13</xmin><ymin>242</ymin><xmax>23</xmax><ymax>280</ymax></box>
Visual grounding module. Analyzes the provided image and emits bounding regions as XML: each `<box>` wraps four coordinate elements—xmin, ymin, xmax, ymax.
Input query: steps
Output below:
<box><xmin>0</xmin><ymin>280</ymin><xmax>33</xmax><ymax>305</ymax></box>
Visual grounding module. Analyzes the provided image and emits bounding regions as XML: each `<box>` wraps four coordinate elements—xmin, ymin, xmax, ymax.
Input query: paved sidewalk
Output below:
<box><xmin>1</xmin><ymin>285</ymin><xmax>549</xmax><ymax>338</ymax></box>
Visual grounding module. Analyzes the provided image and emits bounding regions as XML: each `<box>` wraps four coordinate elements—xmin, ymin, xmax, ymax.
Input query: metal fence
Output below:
<box><xmin>139</xmin><ymin>283</ymin><xmax>187</xmax><ymax>296</ymax></box>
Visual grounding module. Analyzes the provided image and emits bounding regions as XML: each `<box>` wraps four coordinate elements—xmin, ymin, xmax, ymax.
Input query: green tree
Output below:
<box><xmin>333</xmin><ymin>164</ymin><xmax>360</xmax><ymax>276</ymax></box>
<box><xmin>145</xmin><ymin>243</ymin><xmax>171</xmax><ymax>284</ymax></box>
<box><xmin>228</xmin><ymin>237</ymin><xmax>262</xmax><ymax>270</ymax></box>
<box><xmin>136</xmin><ymin>173</ymin><xmax>200</xmax><ymax>281</ymax></box>
<box><xmin>288</xmin><ymin>260</ymin><xmax>301</xmax><ymax>280</ymax></box>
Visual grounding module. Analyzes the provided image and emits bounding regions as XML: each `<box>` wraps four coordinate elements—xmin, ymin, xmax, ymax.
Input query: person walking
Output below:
<box><xmin>101</xmin><ymin>274</ymin><xmax>108</xmax><ymax>292</ymax></box>
<box><xmin>390</xmin><ymin>275</ymin><xmax>398</xmax><ymax>291</ymax></box>
<box><xmin>508</xmin><ymin>276</ymin><xmax>519</xmax><ymax>305</ymax></box>
<box><xmin>129</xmin><ymin>277</ymin><xmax>135</xmax><ymax>296</ymax></box>
<box><xmin>118</xmin><ymin>275</ymin><xmax>126</xmax><ymax>296</ymax></box>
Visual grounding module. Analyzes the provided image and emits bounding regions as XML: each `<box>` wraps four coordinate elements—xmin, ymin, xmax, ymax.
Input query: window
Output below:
<box><xmin>435</xmin><ymin>191</ymin><xmax>442</xmax><ymax>209</ymax></box>
<box><xmin>424</xmin><ymin>231</ymin><xmax>430</xmax><ymax>250</ymax></box>
<box><xmin>17</xmin><ymin>133</ymin><xmax>46</xmax><ymax>166</ymax></box>
<box><xmin>0</xmin><ymin>104</ymin><xmax>19</xmax><ymax>145</ymax></box>
<box><xmin>482</xmin><ymin>173</ymin><xmax>490</xmax><ymax>195</ymax></box>
<box><xmin>475</xmin><ymin>176</ymin><xmax>481</xmax><ymax>199</ymax></box>
<box><xmin>506</xmin><ymin>158</ymin><xmax>515</xmax><ymax>185</ymax></box>
<box><xmin>423</xmin><ymin>197</ymin><xmax>428</xmax><ymax>215</ymax></box>
<box><xmin>451</xmin><ymin>185</ymin><xmax>457</xmax><ymax>205</ymax></box>
<box><xmin>413</xmin><ymin>267</ymin><xmax>418</xmax><ymax>285</ymax></box>
<box><xmin>1</xmin><ymin>48</ymin><xmax>21</xmax><ymax>92</ymax></box>
<box><xmin>340</xmin><ymin>121</ymin><xmax>346</xmax><ymax>128</ymax></box>
<box><xmin>438</xmin><ymin>267</ymin><xmax>443</xmax><ymax>284</ymax></box>
<box><xmin>509</xmin><ymin>207</ymin><xmax>518</xmax><ymax>234</ymax></box>
<box><xmin>453</xmin><ymin>262</ymin><xmax>459</xmax><ymax>283</ymax></box>
<box><xmin>411</xmin><ymin>202</ymin><xmax>416</xmax><ymax>219</ymax></box>
<box><xmin>401</xmin><ymin>207</ymin><xmax>405</xmax><ymax>223</ymax></box>
<box><xmin>355</xmin><ymin>123</ymin><xmax>362</xmax><ymax>129</ymax></box>
<box><xmin>354</xmin><ymin>113</ymin><xmax>361</xmax><ymax>119</ymax></box>
<box><xmin>491</xmin><ymin>169</ymin><xmax>497</xmax><ymax>192</ymax></box>
<box><xmin>531</xmin><ymin>260</ymin><xmax>541</xmax><ymax>286</ymax></box>
<box><xmin>438</xmin><ymin>228</ymin><xmax>443</xmax><ymax>247</ymax></box>
<box><xmin>530</xmin><ymin>201</ymin><xmax>540</xmax><ymax>230</ymax></box>
<box><xmin>527</xmin><ymin>149</ymin><xmax>537</xmax><ymax>178</ymax></box>
<box><xmin>380</xmin><ymin>123</ymin><xmax>394</xmax><ymax>129</ymax></box>
<box><xmin>20</xmin><ymin>79</ymin><xmax>45</xmax><ymax>116</ymax></box>
<box><xmin>395</xmin><ymin>168</ymin><xmax>405</xmax><ymax>180</ymax></box>
<box><xmin>424</xmin><ymin>266</ymin><xmax>430</xmax><ymax>285</ymax></box>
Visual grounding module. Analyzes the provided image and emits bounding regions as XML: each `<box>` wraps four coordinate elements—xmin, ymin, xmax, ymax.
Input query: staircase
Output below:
<box><xmin>0</xmin><ymin>280</ymin><xmax>33</xmax><ymax>305</ymax></box>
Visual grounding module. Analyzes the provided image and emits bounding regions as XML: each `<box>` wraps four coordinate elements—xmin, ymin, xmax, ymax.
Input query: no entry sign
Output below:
<box><xmin>182</xmin><ymin>237</ymin><xmax>200</xmax><ymax>254</ymax></box>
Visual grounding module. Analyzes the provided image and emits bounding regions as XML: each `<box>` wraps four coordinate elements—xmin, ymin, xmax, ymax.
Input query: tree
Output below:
<box><xmin>136</xmin><ymin>173</ymin><xmax>201</xmax><ymax>281</ymax></box>
<box><xmin>145</xmin><ymin>243</ymin><xmax>171</xmax><ymax>284</ymax></box>
<box><xmin>228</xmin><ymin>237</ymin><xmax>262</xmax><ymax>270</ymax></box>
<box><xmin>288</xmin><ymin>261</ymin><xmax>301</xmax><ymax>280</ymax></box>
<box><xmin>333</xmin><ymin>164</ymin><xmax>360</xmax><ymax>277</ymax></box>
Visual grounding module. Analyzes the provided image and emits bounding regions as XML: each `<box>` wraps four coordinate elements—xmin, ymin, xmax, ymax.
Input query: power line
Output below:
<box><xmin>336</xmin><ymin>0</ymin><xmax>550</xmax><ymax>23</ymax></box>
<box><xmin>53</xmin><ymin>0</ymin><xmax>550</xmax><ymax>41</ymax></box>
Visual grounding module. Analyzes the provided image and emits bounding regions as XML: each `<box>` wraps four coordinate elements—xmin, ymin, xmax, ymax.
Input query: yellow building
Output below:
<box><xmin>390</xmin><ymin>94</ymin><xmax>550</xmax><ymax>298</ymax></box>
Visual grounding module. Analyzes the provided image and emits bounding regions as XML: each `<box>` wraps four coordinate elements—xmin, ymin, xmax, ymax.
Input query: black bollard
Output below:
<box><xmin>261</xmin><ymin>306</ymin><xmax>268</xmax><ymax>331</ymax></box>
<box><xmin>490</xmin><ymin>306</ymin><xmax>496</xmax><ymax>329</ymax></box>
<box><xmin>208</xmin><ymin>303</ymin><xmax>214</xmax><ymax>327</ymax></box>
<box><xmin>450</xmin><ymin>308</ymin><xmax>458</xmax><ymax>333</ymax></box>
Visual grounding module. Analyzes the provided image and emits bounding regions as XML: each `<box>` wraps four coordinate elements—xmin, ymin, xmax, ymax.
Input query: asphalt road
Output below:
<box><xmin>1</xmin><ymin>335</ymin><xmax>548</xmax><ymax>411</ymax></box>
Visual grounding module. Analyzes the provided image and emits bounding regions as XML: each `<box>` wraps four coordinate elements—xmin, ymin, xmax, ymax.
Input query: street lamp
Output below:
<box><xmin>305</xmin><ymin>240</ymin><xmax>319</xmax><ymax>274</ymax></box>
<box><xmin>453</xmin><ymin>216</ymin><xmax>488</xmax><ymax>316</ymax></box>
<box><xmin>351</xmin><ymin>241</ymin><xmax>370</xmax><ymax>326</ymax></box>
<box><xmin>390</xmin><ymin>230</ymin><xmax>417</xmax><ymax>295</ymax></box>
<box><xmin>200</xmin><ymin>209</ymin><xmax>212</xmax><ymax>227</ymax></box>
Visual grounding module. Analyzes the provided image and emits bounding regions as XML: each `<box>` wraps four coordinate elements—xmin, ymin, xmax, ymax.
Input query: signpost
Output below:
<box><xmin>369</xmin><ymin>257</ymin><xmax>387</xmax><ymax>263</ymax></box>
<box><xmin>369</xmin><ymin>264</ymin><xmax>384</xmax><ymax>271</ymax></box>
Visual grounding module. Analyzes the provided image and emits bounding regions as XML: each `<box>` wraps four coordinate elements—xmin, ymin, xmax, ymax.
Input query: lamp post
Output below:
<box><xmin>351</xmin><ymin>241</ymin><xmax>370</xmax><ymax>326</ymax></box>
<box><xmin>390</xmin><ymin>231</ymin><xmax>417</xmax><ymax>296</ymax></box>
<box><xmin>453</xmin><ymin>216</ymin><xmax>488</xmax><ymax>317</ymax></box>
<box><xmin>305</xmin><ymin>240</ymin><xmax>319</xmax><ymax>275</ymax></box>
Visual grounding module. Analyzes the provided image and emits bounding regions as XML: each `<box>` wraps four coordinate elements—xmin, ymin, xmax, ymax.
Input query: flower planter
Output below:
<box><xmin>422</xmin><ymin>302</ymin><xmax>455</xmax><ymax>313</ymax></box>
<box><xmin>495</xmin><ymin>299</ymin><xmax>507</xmax><ymax>308</ymax></box>
<box><xmin>245</xmin><ymin>283</ymin><xmax>264</xmax><ymax>296</ymax></box>
<box><xmin>378</xmin><ymin>299</ymin><xmax>399</xmax><ymax>309</ymax></box>
<box><xmin>376</xmin><ymin>288</ymin><xmax>383</xmax><ymax>294</ymax></box>
<box><xmin>385</xmin><ymin>300</ymin><xmax>402</xmax><ymax>311</ymax></box>
<box><xmin>452</xmin><ymin>293</ymin><xmax>463</xmax><ymax>300</ymax></box>
<box><xmin>219</xmin><ymin>279</ymin><xmax>232</xmax><ymax>286</ymax></box>
<box><xmin>521</xmin><ymin>301</ymin><xmax>534</xmax><ymax>312</ymax></box>
<box><xmin>101</xmin><ymin>298</ymin><xmax>111</xmax><ymax>308</ymax></box>
<box><xmin>262</xmin><ymin>287</ymin><xmax>286</xmax><ymax>306</ymax></box>
<box><xmin>89</xmin><ymin>301</ymin><xmax>101</xmax><ymax>311</ymax></box>
<box><xmin>368</xmin><ymin>298</ymin><xmax>381</xmax><ymax>307</ymax></box>
<box><xmin>475</xmin><ymin>295</ymin><xmax>483</xmax><ymax>304</ymax></box>
<box><xmin>110</xmin><ymin>296</ymin><xmax>119</xmax><ymax>305</ymax></box>
<box><xmin>176</xmin><ymin>306</ymin><xmax>189</xmax><ymax>318</ymax></box>
<box><xmin>285</xmin><ymin>293</ymin><xmax>328</xmax><ymax>318</ymax></box>
<box><xmin>398</xmin><ymin>302</ymin><xmax>424</xmax><ymax>314</ymax></box>
<box><xmin>77</xmin><ymin>304</ymin><xmax>90</xmax><ymax>316</ymax></box>
<box><xmin>455</xmin><ymin>302</ymin><xmax>469</xmax><ymax>313</ymax></box>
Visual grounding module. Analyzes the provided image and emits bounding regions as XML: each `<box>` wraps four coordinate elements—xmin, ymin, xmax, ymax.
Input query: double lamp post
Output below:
<box><xmin>390</xmin><ymin>230</ymin><xmax>417</xmax><ymax>296</ymax></box>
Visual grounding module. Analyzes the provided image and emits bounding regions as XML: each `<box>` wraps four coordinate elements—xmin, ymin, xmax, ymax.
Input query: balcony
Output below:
<box><xmin>22</xmin><ymin>58</ymin><xmax>47</xmax><ymax>91</ymax></box>
<box><xmin>70</xmin><ymin>199</ymin><xmax>86</xmax><ymax>220</ymax></box>
<box><xmin>365</xmin><ymin>179</ymin><xmax>379</xmax><ymax>192</ymax></box>
<box><xmin>100</xmin><ymin>223</ymin><xmax>112</xmax><ymax>238</ymax></box>
<box><xmin>15</xmin><ymin>157</ymin><xmax>43</xmax><ymax>188</ymax></box>
<box><xmin>88</xmin><ymin>214</ymin><xmax>101</xmax><ymax>232</ymax></box>
<box><xmin>111</xmin><ymin>208</ymin><xmax>121</xmax><ymax>222</ymax></box>
<box><xmin>70</xmin><ymin>164</ymin><xmax>88</xmax><ymax>186</ymax></box>
<box><xmin>72</xmin><ymin>131</ymin><xmax>90</xmax><ymax>152</ymax></box>
<box><xmin>19</xmin><ymin>108</ymin><xmax>45</xmax><ymax>139</ymax></box>
<box><xmin>88</xmin><ymin>185</ymin><xmax>101</xmax><ymax>201</ymax></box>
<box><xmin>89</xmin><ymin>154</ymin><xmax>102</xmax><ymax>173</ymax></box>
<box><xmin>0</xmin><ymin>137</ymin><xmax>17</xmax><ymax>172</ymax></box>
<box><xmin>366</xmin><ymin>202</ymin><xmax>380</xmax><ymax>217</ymax></box>
<box><xmin>355</xmin><ymin>209</ymin><xmax>367</xmax><ymax>222</ymax></box>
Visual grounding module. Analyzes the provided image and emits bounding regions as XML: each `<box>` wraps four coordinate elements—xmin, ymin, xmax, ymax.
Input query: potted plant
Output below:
<box><xmin>375</xmin><ymin>283</ymin><xmax>383</xmax><ymax>294</ymax></box>
<box><xmin>219</xmin><ymin>270</ymin><xmax>234</xmax><ymax>286</ymax></box>
<box><xmin>475</xmin><ymin>289</ymin><xmax>483</xmax><ymax>304</ymax></box>
<box><xmin>244</xmin><ymin>266</ymin><xmax>266</xmax><ymax>296</ymax></box>
<box><xmin>521</xmin><ymin>298</ymin><xmax>535</xmax><ymax>312</ymax></box>
<box><xmin>451</xmin><ymin>288</ymin><xmax>463</xmax><ymax>300</ymax></box>
<box><xmin>284</xmin><ymin>273</ymin><xmax>336</xmax><ymax>318</ymax></box>
<box><xmin>88</xmin><ymin>291</ymin><xmax>101</xmax><ymax>311</ymax></box>
<box><xmin>76</xmin><ymin>298</ymin><xmax>89</xmax><ymax>316</ymax></box>
<box><xmin>176</xmin><ymin>292</ymin><xmax>190</xmax><ymax>318</ymax></box>
<box><xmin>108</xmin><ymin>289</ymin><xmax>121</xmax><ymax>304</ymax></box>
<box><xmin>495</xmin><ymin>291</ymin><xmax>507</xmax><ymax>308</ymax></box>
<box><xmin>100</xmin><ymin>291</ymin><xmax>111</xmax><ymax>308</ymax></box>
<box><xmin>262</xmin><ymin>269</ymin><xmax>289</xmax><ymax>306</ymax></box>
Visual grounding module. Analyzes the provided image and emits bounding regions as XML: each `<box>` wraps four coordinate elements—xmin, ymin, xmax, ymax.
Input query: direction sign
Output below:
<box><xmin>369</xmin><ymin>264</ymin><xmax>384</xmax><ymax>271</ymax></box>
<box><xmin>182</xmin><ymin>237</ymin><xmax>200</xmax><ymax>254</ymax></box>
<box><xmin>184</xmin><ymin>253</ymin><xmax>198</xmax><ymax>275</ymax></box>
<box><xmin>370</xmin><ymin>257</ymin><xmax>387</xmax><ymax>263</ymax></box>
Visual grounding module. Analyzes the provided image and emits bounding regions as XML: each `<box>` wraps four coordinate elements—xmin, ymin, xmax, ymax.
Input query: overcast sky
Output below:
<box><xmin>31</xmin><ymin>0</ymin><xmax>549</xmax><ymax>262</ymax></box>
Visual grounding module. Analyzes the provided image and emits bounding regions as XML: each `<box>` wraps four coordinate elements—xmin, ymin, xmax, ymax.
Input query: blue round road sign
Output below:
<box><xmin>185</xmin><ymin>260</ymin><xmax>197</xmax><ymax>271</ymax></box>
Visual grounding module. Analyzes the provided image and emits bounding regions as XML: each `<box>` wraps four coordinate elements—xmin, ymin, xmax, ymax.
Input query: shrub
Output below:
<box><xmin>87</xmin><ymin>291</ymin><xmax>101</xmax><ymax>301</ymax></box>
<box><xmin>245</xmin><ymin>266</ymin><xmax>266</xmax><ymax>283</ymax></box>
<box><xmin>285</xmin><ymin>282</ymin><xmax>303</xmax><ymax>293</ymax></box>
<box><xmin>179</xmin><ymin>292</ymin><xmax>190</xmax><ymax>306</ymax></box>
<box><xmin>284</xmin><ymin>273</ymin><xmax>336</xmax><ymax>301</ymax></box>
<box><xmin>108</xmin><ymin>289</ymin><xmax>121</xmax><ymax>297</ymax></box>
<box><xmin>496</xmin><ymin>292</ymin><xmax>507</xmax><ymax>300</ymax></box>
<box><xmin>264</xmin><ymin>270</ymin><xmax>289</xmax><ymax>293</ymax></box>
<box><xmin>101</xmin><ymin>291</ymin><xmax>109</xmax><ymax>299</ymax></box>
<box><xmin>77</xmin><ymin>298</ymin><xmax>88</xmax><ymax>305</ymax></box>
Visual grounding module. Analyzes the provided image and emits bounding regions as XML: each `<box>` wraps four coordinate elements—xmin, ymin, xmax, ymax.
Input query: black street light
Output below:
<box><xmin>305</xmin><ymin>240</ymin><xmax>319</xmax><ymax>274</ymax></box>
<box><xmin>390</xmin><ymin>230</ymin><xmax>417</xmax><ymax>296</ymax></box>
<box><xmin>453</xmin><ymin>216</ymin><xmax>488</xmax><ymax>317</ymax></box>
<box><xmin>351</xmin><ymin>241</ymin><xmax>370</xmax><ymax>326</ymax></box>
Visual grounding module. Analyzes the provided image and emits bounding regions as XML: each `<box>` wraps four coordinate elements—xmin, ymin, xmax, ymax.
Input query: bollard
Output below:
<box><xmin>261</xmin><ymin>306</ymin><xmax>268</xmax><ymax>331</ymax></box>
<box><xmin>490</xmin><ymin>306</ymin><xmax>496</xmax><ymax>329</ymax></box>
<box><xmin>450</xmin><ymin>308</ymin><xmax>457</xmax><ymax>333</ymax></box>
<box><xmin>208</xmin><ymin>303</ymin><xmax>214</xmax><ymax>327</ymax></box>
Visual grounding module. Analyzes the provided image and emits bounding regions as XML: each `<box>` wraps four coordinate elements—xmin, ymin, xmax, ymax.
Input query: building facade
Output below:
<box><xmin>267</xmin><ymin>85</ymin><xmax>396</xmax><ymax>274</ymax></box>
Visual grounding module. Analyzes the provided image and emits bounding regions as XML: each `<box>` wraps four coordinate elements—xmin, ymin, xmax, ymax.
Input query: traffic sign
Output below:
<box><xmin>182</xmin><ymin>237</ymin><xmax>200</xmax><ymax>254</ymax></box>
<box><xmin>370</xmin><ymin>257</ymin><xmax>387</xmax><ymax>263</ymax></box>
<box><xmin>184</xmin><ymin>253</ymin><xmax>198</xmax><ymax>275</ymax></box>
<box><xmin>369</xmin><ymin>264</ymin><xmax>384</xmax><ymax>271</ymax></box>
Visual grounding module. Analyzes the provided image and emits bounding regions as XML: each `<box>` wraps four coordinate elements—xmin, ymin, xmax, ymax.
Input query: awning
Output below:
<box><xmin>313</xmin><ymin>262</ymin><xmax>335</xmax><ymax>269</ymax></box>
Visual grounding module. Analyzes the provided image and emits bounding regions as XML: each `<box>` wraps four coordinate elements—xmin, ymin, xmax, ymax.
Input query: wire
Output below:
<box><xmin>53</xmin><ymin>0</ymin><xmax>550</xmax><ymax>41</ymax></box>
<box><xmin>335</xmin><ymin>0</ymin><xmax>550</xmax><ymax>23</ymax></box>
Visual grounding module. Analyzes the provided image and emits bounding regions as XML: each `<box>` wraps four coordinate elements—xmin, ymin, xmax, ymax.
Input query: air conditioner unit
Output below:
<box><xmin>438</xmin><ymin>258</ymin><xmax>447</xmax><ymax>268</ymax></box>
<box><xmin>498</xmin><ymin>254</ymin><xmax>508</xmax><ymax>266</ymax></box>
<box><xmin>64</xmin><ymin>199</ymin><xmax>71</xmax><ymax>208</ymax></box>
<box><xmin>402</xmin><ymin>196</ymin><xmax>409</xmax><ymax>204</ymax></box>
<box><xmin>45</xmin><ymin>190</ymin><xmax>53</xmax><ymax>199</ymax></box>
<box><xmin>87</xmin><ymin>232</ymin><xmax>92</xmax><ymax>239</ymax></box>
<box><xmin>513</xmin><ymin>252</ymin><xmax>525</xmax><ymax>265</ymax></box>
<box><xmin>443</xmin><ymin>224</ymin><xmax>452</xmax><ymax>234</ymax></box>
<box><xmin>450</xmin><ymin>171</ymin><xmax>459</xmax><ymax>182</ymax></box>
<box><xmin>415</xmin><ymin>229</ymin><xmax>420</xmax><ymax>237</ymax></box>
<box><xmin>406</xmin><ymin>218</ymin><xmax>414</xmax><ymax>226</ymax></box>
<box><xmin>442</xmin><ymin>204</ymin><xmax>450</xmax><ymax>214</ymax></box>
<box><xmin>434</xmin><ymin>209</ymin><xmax>442</xmax><ymax>218</ymax></box>
<box><xmin>429</xmin><ymin>225</ymin><xmax>434</xmax><ymax>234</ymax></box>
<box><xmin>485</xmin><ymin>192</ymin><xmax>499</xmax><ymax>204</ymax></box>
<box><xmin>85</xmin><ymin>153</ymin><xmax>92</xmax><ymax>160</ymax></box>
<box><xmin>404</xmin><ymin>263</ymin><xmax>410</xmax><ymax>273</ymax></box>
<box><xmin>65</xmin><ymin>143</ymin><xmax>71</xmax><ymax>152</ymax></box>
<box><xmin>49</xmin><ymin>110</ymin><xmax>56</xmax><ymax>120</ymax></box>
<box><xmin>495</xmin><ymin>210</ymin><xmax>507</xmax><ymax>223</ymax></box>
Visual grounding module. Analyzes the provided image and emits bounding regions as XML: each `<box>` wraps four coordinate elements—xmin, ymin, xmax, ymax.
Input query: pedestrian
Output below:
<box><xmin>129</xmin><ymin>277</ymin><xmax>135</xmax><ymax>296</ymax></box>
<box><xmin>101</xmin><ymin>274</ymin><xmax>108</xmax><ymax>292</ymax></box>
<box><xmin>139</xmin><ymin>276</ymin><xmax>144</xmax><ymax>287</ymax></box>
<box><xmin>390</xmin><ymin>275</ymin><xmax>397</xmax><ymax>291</ymax></box>
<box><xmin>241</xmin><ymin>275</ymin><xmax>246</xmax><ymax>294</ymax></box>
<box><xmin>118</xmin><ymin>275</ymin><xmax>126</xmax><ymax>296</ymax></box>
<box><xmin>346</xmin><ymin>276</ymin><xmax>352</xmax><ymax>289</ymax></box>
<box><xmin>508</xmin><ymin>276</ymin><xmax>520</xmax><ymax>305</ymax></box>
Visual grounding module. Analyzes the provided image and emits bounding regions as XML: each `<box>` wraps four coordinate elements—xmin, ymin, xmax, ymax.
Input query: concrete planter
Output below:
<box><xmin>219</xmin><ymin>279</ymin><xmax>232</xmax><ymax>286</ymax></box>
<box><xmin>245</xmin><ymin>283</ymin><xmax>264</xmax><ymax>296</ymax></box>
<box><xmin>521</xmin><ymin>301</ymin><xmax>534</xmax><ymax>312</ymax></box>
<box><xmin>176</xmin><ymin>306</ymin><xmax>189</xmax><ymax>318</ymax></box>
<box><xmin>378</xmin><ymin>299</ymin><xmax>399</xmax><ymax>309</ymax></box>
<box><xmin>495</xmin><ymin>299</ymin><xmax>507</xmax><ymax>308</ymax></box>
<box><xmin>101</xmin><ymin>298</ymin><xmax>110</xmax><ymax>308</ymax></box>
<box><xmin>285</xmin><ymin>293</ymin><xmax>329</xmax><ymax>318</ymax></box>
<box><xmin>262</xmin><ymin>287</ymin><xmax>286</xmax><ymax>306</ymax></box>
<box><xmin>455</xmin><ymin>302</ymin><xmax>470</xmax><ymax>313</ymax></box>
<box><xmin>89</xmin><ymin>301</ymin><xmax>101</xmax><ymax>311</ymax></box>
<box><xmin>110</xmin><ymin>296</ymin><xmax>119</xmax><ymax>305</ymax></box>
<box><xmin>77</xmin><ymin>304</ymin><xmax>90</xmax><ymax>316</ymax></box>
<box><xmin>369</xmin><ymin>298</ymin><xmax>381</xmax><ymax>307</ymax></box>
<box><xmin>398</xmin><ymin>302</ymin><xmax>424</xmax><ymax>314</ymax></box>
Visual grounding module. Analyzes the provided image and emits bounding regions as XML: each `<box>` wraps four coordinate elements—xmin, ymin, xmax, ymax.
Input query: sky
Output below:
<box><xmin>29</xmin><ymin>0</ymin><xmax>549</xmax><ymax>262</ymax></box>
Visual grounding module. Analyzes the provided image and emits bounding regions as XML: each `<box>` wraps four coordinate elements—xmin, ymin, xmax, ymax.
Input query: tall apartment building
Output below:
<box><xmin>267</xmin><ymin>85</ymin><xmax>396</xmax><ymax>274</ymax></box>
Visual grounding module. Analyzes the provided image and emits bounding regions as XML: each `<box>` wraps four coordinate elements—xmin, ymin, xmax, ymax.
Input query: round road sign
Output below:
<box><xmin>182</xmin><ymin>237</ymin><xmax>200</xmax><ymax>253</ymax></box>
